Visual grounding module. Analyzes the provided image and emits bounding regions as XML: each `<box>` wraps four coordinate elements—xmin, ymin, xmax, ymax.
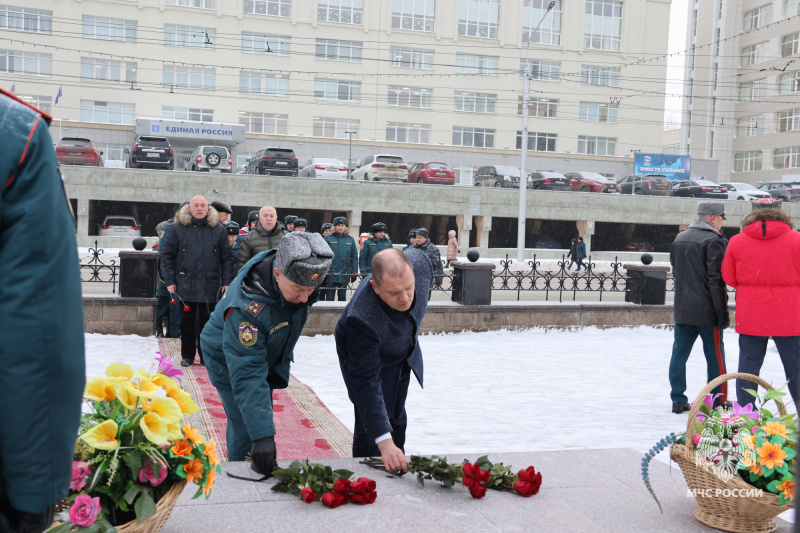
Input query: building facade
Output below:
<box><xmin>3</xmin><ymin>0</ymin><xmax>674</xmax><ymax>182</ymax></box>
<box><xmin>682</xmin><ymin>0</ymin><xmax>800</xmax><ymax>183</ymax></box>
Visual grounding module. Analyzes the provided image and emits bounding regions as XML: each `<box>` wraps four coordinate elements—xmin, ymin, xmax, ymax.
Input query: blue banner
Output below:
<box><xmin>634</xmin><ymin>153</ymin><xmax>691</xmax><ymax>181</ymax></box>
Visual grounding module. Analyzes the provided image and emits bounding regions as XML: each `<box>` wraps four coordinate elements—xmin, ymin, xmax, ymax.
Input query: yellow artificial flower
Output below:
<box><xmin>182</xmin><ymin>423</ymin><xmax>205</xmax><ymax>445</ymax></box>
<box><xmin>79</xmin><ymin>420</ymin><xmax>119</xmax><ymax>450</ymax></box>
<box><xmin>105</xmin><ymin>363</ymin><xmax>133</xmax><ymax>380</ymax></box>
<box><xmin>152</xmin><ymin>374</ymin><xmax>180</xmax><ymax>394</ymax></box>
<box><xmin>84</xmin><ymin>377</ymin><xmax>116</xmax><ymax>402</ymax></box>
<box><xmin>114</xmin><ymin>382</ymin><xmax>140</xmax><ymax>410</ymax></box>
<box><xmin>776</xmin><ymin>479</ymin><xmax>796</xmax><ymax>501</ymax></box>
<box><xmin>171</xmin><ymin>391</ymin><xmax>200</xmax><ymax>415</ymax></box>
<box><xmin>135</xmin><ymin>368</ymin><xmax>150</xmax><ymax>380</ymax></box>
<box><xmin>757</xmin><ymin>441</ymin><xmax>789</xmax><ymax>470</ymax></box>
<box><xmin>130</xmin><ymin>380</ymin><xmax>159</xmax><ymax>399</ymax></box>
<box><xmin>762</xmin><ymin>422</ymin><xmax>790</xmax><ymax>440</ymax></box>
<box><xmin>144</xmin><ymin>397</ymin><xmax>182</xmax><ymax>424</ymax></box>
<box><xmin>140</xmin><ymin>412</ymin><xmax>169</xmax><ymax>445</ymax></box>
<box><xmin>167</xmin><ymin>422</ymin><xmax>184</xmax><ymax>440</ymax></box>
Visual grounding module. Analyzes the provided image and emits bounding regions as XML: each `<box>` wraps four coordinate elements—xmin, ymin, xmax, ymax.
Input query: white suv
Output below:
<box><xmin>185</xmin><ymin>145</ymin><xmax>232</xmax><ymax>173</ymax></box>
<box><xmin>352</xmin><ymin>154</ymin><xmax>408</xmax><ymax>182</ymax></box>
<box><xmin>99</xmin><ymin>216</ymin><xmax>141</xmax><ymax>237</ymax></box>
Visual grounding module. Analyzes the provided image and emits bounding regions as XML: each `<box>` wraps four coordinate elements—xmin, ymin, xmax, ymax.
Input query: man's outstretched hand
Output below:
<box><xmin>377</xmin><ymin>439</ymin><xmax>408</xmax><ymax>473</ymax></box>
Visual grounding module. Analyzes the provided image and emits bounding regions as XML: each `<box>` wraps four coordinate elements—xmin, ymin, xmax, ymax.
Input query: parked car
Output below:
<box><xmin>98</xmin><ymin>216</ymin><xmax>141</xmax><ymax>237</ymax></box>
<box><xmin>718</xmin><ymin>182</ymin><xmax>772</xmax><ymax>201</ymax></box>
<box><xmin>618</xmin><ymin>174</ymin><xmax>673</xmax><ymax>196</ymax></box>
<box><xmin>55</xmin><ymin>137</ymin><xmax>103</xmax><ymax>166</ymax></box>
<box><xmin>757</xmin><ymin>181</ymin><xmax>800</xmax><ymax>202</ymax></box>
<box><xmin>563</xmin><ymin>172</ymin><xmax>620</xmax><ymax>193</ymax></box>
<box><xmin>125</xmin><ymin>136</ymin><xmax>174</xmax><ymax>170</ymax></box>
<box><xmin>407</xmin><ymin>162</ymin><xmax>456</xmax><ymax>185</ymax></box>
<box><xmin>671</xmin><ymin>179</ymin><xmax>728</xmax><ymax>199</ymax></box>
<box><xmin>474</xmin><ymin>166</ymin><xmax>528</xmax><ymax>188</ymax></box>
<box><xmin>352</xmin><ymin>154</ymin><xmax>408</xmax><ymax>182</ymax></box>
<box><xmin>186</xmin><ymin>145</ymin><xmax>232</xmax><ymax>173</ymax></box>
<box><xmin>528</xmin><ymin>171</ymin><xmax>570</xmax><ymax>191</ymax></box>
<box><xmin>298</xmin><ymin>157</ymin><xmax>348</xmax><ymax>179</ymax></box>
<box><xmin>244</xmin><ymin>147</ymin><xmax>299</xmax><ymax>176</ymax></box>
<box><xmin>623</xmin><ymin>240</ymin><xmax>655</xmax><ymax>252</ymax></box>
<box><xmin>532</xmin><ymin>235</ymin><xmax>559</xmax><ymax>249</ymax></box>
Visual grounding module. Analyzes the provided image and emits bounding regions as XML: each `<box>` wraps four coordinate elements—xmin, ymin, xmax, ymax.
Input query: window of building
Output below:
<box><xmin>166</xmin><ymin>0</ymin><xmax>215</xmax><ymax>7</ymax></box>
<box><xmin>163</xmin><ymin>65</ymin><xmax>215</xmax><ymax>90</ymax></box>
<box><xmin>458</xmin><ymin>0</ymin><xmax>499</xmax><ymax>39</ymax></box>
<box><xmin>238</xmin><ymin>112</ymin><xmax>288</xmax><ymax>133</ymax></box>
<box><xmin>163</xmin><ymin>107</ymin><xmax>213</xmax><ymax>121</ymax></box>
<box><xmin>239</xmin><ymin>71</ymin><xmax>289</xmax><ymax>95</ymax></box>
<box><xmin>738</xmin><ymin>79</ymin><xmax>767</xmax><ymax>100</ymax></box>
<box><xmin>237</xmin><ymin>152</ymin><xmax>255</xmax><ymax>167</ymax></box>
<box><xmin>736</xmin><ymin>114</ymin><xmax>766</xmax><ymax>137</ymax></box>
<box><xmin>80</xmin><ymin>101</ymin><xmax>134</xmax><ymax>125</ymax></box>
<box><xmin>779</xmin><ymin>108</ymin><xmax>800</xmax><ymax>131</ymax></box>
<box><xmin>81</xmin><ymin>58</ymin><xmax>136</xmax><ymax>83</ymax></box>
<box><xmin>389</xmin><ymin>46</ymin><xmax>433</xmax><ymax>69</ymax></box>
<box><xmin>515</xmin><ymin>131</ymin><xmax>557</xmax><ymax>152</ymax></box>
<box><xmin>786</xmin><ymin>0</ymin><xmax>799</xmax><ymax>17</ymax></box>
<box><xmin>313</xmin><ymin>117</ymin><xmax>359</xmax><ymax>138</ymax></box>
<box><xmin>17</xmin><ymin>94</ymin><xmax>51</xmax><ymax>114</ymax></box>
<box><xmin>733</xmin><ymin>151</ymin><xmax>763</xmax><ymax>172</ymax></box>
<box><xmin>740</xmin><ymin>42</ymin><xmax>768</xmax><ymax>67</ymax></box>
<box><xmin>519</xmin><ymin>59</ymin><xmax>560</xmax><ymax>80</ymax></box>
<box><xmin>83</xmin><ymin>16</ymin><xmax>136</xmax><ymax>41</ymax></box>
<box><xmin>783</xmin><ymin>32</ymin><xmax>800</xmax><ymax>57</ymax></box>
<box><xmin>743</xmin><ymin>4</ymin><xmax>773</xmax><ymax>30</ymax></box>
<box><xmin>774</xmin><ymin>146</ymin><xmax>800</xmax><ymax>169</ymax></box>
<box><xmin>386</xmin><ymin>122</ymin><xmax>430</xmax><ymax>143</ymax></box>
<box><xmin>0</xmin><ymin>6</ymin><xmax>51</xmax><ymax>33</ymax></box>
<box><xmin>392</xmin><ymin>0</ymin><xmax>435</xmax><ymax>32</ymax></box>
<box><xmin>0</xmin><ymin>50</ymin><xmax>50</xmax><ymax>76</ymax></box>
<box><xmin>579</xmin><ymin>101</ymin><xmax>617</xmax><ymax>122</ymax></box>
<box><xmin>663</xmin><ymin>144</ymin><xmax>680</xmax><ymax>155</ymax></box>
<box><xmin>315</xmin><ymin>39</ymin><xmax>362</xmax><ymax>62</ymax></box>
<box><xmin>242</xmin><ymin>33</ymin><xmax>290</xmax><ymax>55</ymax></box>
<box><xmin>452</xmin><ymin>165</ymin><xmax>480</xmax><ymax>185</ymax></box>
<box><xmin>318</xmin><ymin>0</ymin><xmax>363</xmax><ymax>24</ymax></box>
<box><xmin>578</xmin><ymin>135</ymin><xmax>616</xmax><ymax>155</ymax></box>
<box><xmin>584</xmin><ymin>0</ymin><xmax>622</xmax><ymax>51</ymax></box>
<box><xmin>581</xmin><ymin>65</ymin><xmax>619</xmax><ymax>86</ymax></box>
<box><xmin>388</xmin><ymin>86</ymin><xmax>432</xmax><ymax>108</ymax></box>
<box><xmin>456</xmin><ymin>53</ymin><xmax>498</xmax><ymax>75</ymax></box>
<box><xmin>455</xmin><ymin>91</ymin><xmax>496</xmax><ymax>113</ymax></box>
<box><xmin>779</xmin><ymin>72</ymin><xmax>800</xmax><ymax>94</ymax></box>
<box><xmin>94</xmin><ymin>143</ymin><xmax>128</xmax><ymax>162</ymax></box>
<box><xmin>243</xmin><ymin>0</ymin><xmax>290</xmax><ymax>17</ymax></box>
<box><xmin>314</xmin><ymin>78</ymin><xmax>360</xmax><ymax>102</ymax></box>
<box><xmin>452</xmin><ymin>126</ymin><xmax>494</xmax><ymax>147</ymax></box>
<box><xmin>522</xmin><ymin>0</ymin><xmax>562</xmax><ymax>45</ymax></box>
<box><xmin>164</xmin><ymin>25</ymin><xmax>214</xmax><ymax>48</ymax></box>
<box><xmin>518</xmin><ymin>97</ymin><xmax>558</xmax><ymax>117</ymax></box>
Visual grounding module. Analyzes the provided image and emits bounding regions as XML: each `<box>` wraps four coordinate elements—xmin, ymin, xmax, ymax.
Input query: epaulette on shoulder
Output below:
<box><xmin>244</xmin><ymin>299</ymin><xmax>266</xmax><ymax>318</ymax></box>
<box><xmin>0</xmin><ymin>88</ymin><xmax>53</xmax><ymax>125</ymax></box>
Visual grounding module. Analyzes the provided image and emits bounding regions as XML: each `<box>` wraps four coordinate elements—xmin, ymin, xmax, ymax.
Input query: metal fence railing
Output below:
<box><xmin>79</xmin><ymin>241</ymin><xmax>119</xmax><ymax>294</ymax></box>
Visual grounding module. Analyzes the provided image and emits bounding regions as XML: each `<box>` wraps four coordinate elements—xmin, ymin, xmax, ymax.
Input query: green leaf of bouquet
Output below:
<box><xmin>750</xmin><ymin>472</ymin><xmax>760</xmax><ymax>482</ymax></box>
<box><xmin>333</xmin><ymin>469</ymin><xmax>353</xmax><ymax>479</ymax></box>
<box><xmin>124</xmin><ymin>484</ymin><xmax>143</xmax><ymax>505</ymax></box>
<box><xmin>416</xmin><ymin>474</ymin><xmax>425</xmax><ymax>487</ymax></box>
<box><xmin>783</xmin><ymin>447</ymin><xmax>796</xmax><ymax>462</ymax></box>
<box><xmin>764</xmin><ymin>390</ymin><xmax>787</xmax><ymax>402</ymax></box>
<box><xmin>772</xmin><ymin>435</ymin><xmax>787</xmax><ymax>446</ymax></box>
<box><xmin>175</xmin><ymin>464</ymin><xmax>187</xmax><ymax>479</ymax></box>
<box><xmin>134</xmin><ymin>487</ymin><xmax>156</xmax><ymax>521</ymax></box>
<box><xmin>767</xmin><ymin>479</ymin><xmax>782</xmax><ymax>492</ymax></box>
<box><xmin>742</xmin><ymin>388</ymin><xmax>759</xmax><ymax>399</ymax></box>
<box><xmin>761</xmin><ymin>407</ymin><xmax>775</xmax><ymax>420</ymax></box>
<box><xmin>776</xmin><ymin>463</ymin><xmax>789</xmax><ymax>476</ymax></box>
<box><xmin>47</xmin><ymin>523</ymin><xmax>74</xmax><ymax>533</ymax></box>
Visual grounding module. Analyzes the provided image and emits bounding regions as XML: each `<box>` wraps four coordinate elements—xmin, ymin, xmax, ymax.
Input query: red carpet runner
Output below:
<box><xmin>158</xmin><ymin>339</ymin><xmax>353</xmax><ymax>462</ymax></box>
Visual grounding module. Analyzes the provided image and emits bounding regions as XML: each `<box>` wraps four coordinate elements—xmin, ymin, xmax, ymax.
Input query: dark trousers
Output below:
<box><xmin>737</xmin><ymin>334</ymin><xmax>800</xmax><ymax>407</ymax></box>
<box><xmin>327</xmin><ymin>282</ymin><xmax>347</xmax><ymax>302</ymax></box>
<box><xmin>669</xmin><ymin>324</ymin><xmax>727</xmax><ymax>404</ymax></box>
<box><xmin>155</xmin><ymin>293</ymin><xmax>182</xmax><ymax>338</ymax></box>
<box><xmin>352</xmin><ymin>364</ymin><xmax>411</xmax><ymax>458</ymax></box>
<box><xmin>180</xmin><ymin>301</ymin><xmax>213</xmax><ymax>362</ymax></box>
<box><xmin>575</xmin><ymin>258</ymin><xmax>586</xmax><ymax>271</ymax></box>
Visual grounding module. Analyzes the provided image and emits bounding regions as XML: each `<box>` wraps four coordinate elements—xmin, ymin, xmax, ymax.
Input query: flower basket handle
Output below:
<box><xmin>684</xmin><ymin>372</ymin><xmax>787</xmax><ymax>452</ymax></box>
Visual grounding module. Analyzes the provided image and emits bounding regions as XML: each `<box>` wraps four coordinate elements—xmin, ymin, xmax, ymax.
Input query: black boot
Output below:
<box><xmin>672</xmin><ymin>402</ymin><xmax>691</xmax><ymax>414</ymax></box>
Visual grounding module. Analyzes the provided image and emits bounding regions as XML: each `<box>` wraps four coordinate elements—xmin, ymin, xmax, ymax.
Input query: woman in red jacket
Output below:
<box><xmin>722</xmin><ymin>198</ymin><xmax>800</xmax><ymax>407</ymax></box>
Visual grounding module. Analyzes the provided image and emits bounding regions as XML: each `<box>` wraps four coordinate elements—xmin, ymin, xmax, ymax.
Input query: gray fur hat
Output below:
<box><xmin>275</xmin><ymin>232</ymin><xmax>334</xmax><ymax>287</ymax></box>
<box><xmin>697</xmin><ymin>201</ymin><xmax>726</xmax><ymax>218</ymax></box>
<box><xmin>751</xmin><ymin>198</ymin><xmax>782</xmax><ymax>210</ymax></box>
<box><xmin>416</xmin><ymin>227</ymin><xmax>429</xmax><ymax>238</ymax></box>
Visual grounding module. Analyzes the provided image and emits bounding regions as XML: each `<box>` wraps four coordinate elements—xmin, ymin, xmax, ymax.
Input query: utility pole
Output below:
<box><xmin>346</xmin><ymin>130</ymin><xmax>356</xmax><ymax>180</ymax></box>
<box><xmin>518</xmin><ymin>0</ymin><xmax>556</xmax><ymax>263</ymax></box>
<box><xmin>630</xmin><ymin>149</ymin><xmax>641</xmax><ymax>195</ymax></box>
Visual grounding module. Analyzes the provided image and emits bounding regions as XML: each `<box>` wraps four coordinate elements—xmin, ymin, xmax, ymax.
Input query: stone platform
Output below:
<box><xmin>163</xmin><ymin>449</ymin><xmax>792</xmax><ymax>532</ymax></box>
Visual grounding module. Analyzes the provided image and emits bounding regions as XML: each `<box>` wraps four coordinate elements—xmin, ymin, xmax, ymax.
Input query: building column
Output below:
<box><xmin>348</xmin><ymin>210</ymin><xmax>361</xmax><ymax>243</ymax></box>
<box><xmin>77</xmin><ymin>198</ymin><xmax>90</xmax><ymax>246</ymax></box>
<box><xmin>576</xmin><ymin>220</ymin><xmax>595</xmax><ymax>255</ymax></box>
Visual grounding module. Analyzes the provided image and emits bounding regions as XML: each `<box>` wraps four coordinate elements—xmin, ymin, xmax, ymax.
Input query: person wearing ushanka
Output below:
<box><xmin>284</xmin><ymin>215</ymin><xmax>297</xmax><ymax>232</ymax></box>
<box><xmin>359</xmin><ymin>222</ymin><xmax>393</xmax><ymax>274</ymax></box>
<box><xmin>324</xmin><ymin>216</ymin><xmax>359</xmax><ymax>301</ymax></box>
<box><xmin>199</xmin><ymin>232</ymin><xmax>334</xmax><ymax>475</ymax></box>
<box><xmin>403</xmin><ymin>229</ymin><xmax>417</xmax><ymax>251</ymax></box>
<box><xmin>293</xmin><ymin>218</ymin><xmax>307</xmax><ymax>232</ymax></box>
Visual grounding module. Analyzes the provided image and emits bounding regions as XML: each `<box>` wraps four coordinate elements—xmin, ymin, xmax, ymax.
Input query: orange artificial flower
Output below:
<box><xmin>183</xmin><ymin>458</ymin><xmax>205</xmax><ymax>484</ymax></box>
<box><xmin>203</xmin><ymin>469</ymin><xmax>217</xmax><ymax>497</ymax></box>
<box><xmin>741</xmin><ymin>453</ymin><xmax>763</xmax><ymax>476</ymax></box>
<box><xmin>204</xmin><ymin>439</ymin><xmax>220</xmax><ymax>467</ymax></box>
<box><xmin>776</xmin><ymin>479</ymin><xmax>796</xmax><ymax>501</ymax></box>
<box><xmin>170</xmin><ymin>439</ymin><xmax>194</xmax><ymax>457</ymax></box>
<box><xmin>183</xmin><ymin>423</ymin><xmax>205</xmax><ymax>445</ymax></box>
<box><xmin>757</xmin><ymin>441</ymin><xmax>789</xmax><ymax>470</ymax></box>
<box><xmin>762</xmin><ymin>422</ymin><xmax>790</xmax><ymax>440</ymax></box>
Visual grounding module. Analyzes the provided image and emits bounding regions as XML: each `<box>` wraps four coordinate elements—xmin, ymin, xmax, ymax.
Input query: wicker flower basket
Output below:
<box><xmin>51</xmin><ymin>480</ymin><xmax>185</xmax><ymax>533</ymax></box>
<box><xmin>670</xmin><ymin>372</ymin><xmax>790</xmax><ymax>533</ymax></box>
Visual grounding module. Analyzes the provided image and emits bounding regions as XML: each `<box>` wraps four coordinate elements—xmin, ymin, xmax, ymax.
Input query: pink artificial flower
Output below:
<box><xmin>155</xmin><ymin>352</ymin><xmax>183</xmax><ymax>384</ymax></box>
<box><xmin>733</xmin><ymin>402</ymin><xmax>759</xmax><ymax>420</ymax></box>
<box><xmin>138</xmin><ymin>456</ymin><xmax>168</xmax><ymax>487</ymax></box>
<box><xmin>70</xmin><ymin>461</ymin><xmax>92</xmax><ymax>491</ymax></box>
<box><xmin>753</xmin><ymin>425</ymin><xmax>760</xmax><ymax>435</ymax></box>
<box><xmin>693</xmin><ymin>433</ymin><xmax>702</xmax><ymax>446</ymax></box>
<box><xmin>69</xmin><ymin>494</ymin><xmax>101</xmax><ymax>527</ymax></box>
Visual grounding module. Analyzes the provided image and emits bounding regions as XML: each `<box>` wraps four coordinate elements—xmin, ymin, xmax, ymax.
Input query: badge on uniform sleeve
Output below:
<box><xmin>238</xmin><ymin>322</ymin><xmax>258</xmax><ymax>346</ymax></box>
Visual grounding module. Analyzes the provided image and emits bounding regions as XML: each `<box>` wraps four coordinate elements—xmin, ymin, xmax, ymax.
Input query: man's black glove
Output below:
<box><xmin>250</xmin><ymin>436</ymin><xmax>277</xmax><ymax>477</ymax></box>
<box><xmin>716</xmin><ymin>312</ymin><xmax>731</xmax><ymax>330</ymax></box>
<box><xmin>2</xmin><ymin>505</ymin><xmax>54</xmax><ymax>533</ymax></box>
<box><xmin>351</xmin><ymin>274</ymin><xmax>358</xmax><ymax>284</ymax></box>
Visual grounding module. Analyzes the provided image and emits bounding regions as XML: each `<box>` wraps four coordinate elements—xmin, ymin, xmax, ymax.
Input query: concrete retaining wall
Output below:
<box><xmin>84</xmin><ymin>296</ymin><xmax>156</xmax><ymax>336</ymax></box>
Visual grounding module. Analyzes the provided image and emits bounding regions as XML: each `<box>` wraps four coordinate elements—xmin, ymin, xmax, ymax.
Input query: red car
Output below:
<box><xmin>56</xmin><ymin>137</ymin><xmax>104</xmax><ymax>166</ymax></box>
<box><xmin>563</xmin><ymin>171</ymin><xmax>619</xmax><ymax>193</ymax></box>
<box><xmin>624</xmin><ymin>240</ymin><xmax>655</xmax><ymax>252</ymax></box>
<box><xmin>407</xmin><ymin>162</ymin><xmax>455</xmax><ymax>185</ymax></box>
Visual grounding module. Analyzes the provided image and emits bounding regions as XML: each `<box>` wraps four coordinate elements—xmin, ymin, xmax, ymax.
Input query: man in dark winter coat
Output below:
<box><xmin>359</xmin><ymin>222</ymin><xmax>393</xmax><ymax>274</ymax></box>
<box><xmin>723</xmin><ymin>199</ymin><xmax>800</xmax><ymax>407</ymax></box>
<box><xmin>575</xmin><ymin>237</ymin><xmax>587</xmax><ymax>271</ymax></box>
<box><xmin>324</xmin><ymin>216</ymin><xmax>358</xmax><ymax>301</ymax></box>
<box><xmin>414</xmin><ymin>228</ymin><xmax>443</xmax><ymax>289</ymax></box>
<box><xmin>669</xmin><ymin>201</ymin><xmax>729</xmax><ymax>414</ymax></box>
<box><xmin>0</xmin><ymin>88</ymin><xmax>85</xmax><ymax>533</ymax></box>
<box><xmin>155</xmin><ymin>204</ymin><xmax>186</xmax><ymax>338</ymax></box>
<box><xmin>236</xmin><ymin>206</ymin><xmax>289</xmax><ymax>273</ymax></box>
<box><xmin>335</xmin><ymin>248</ymin><xmax>433</xmax><ymax>472</ymax></box>
<box><xmin>200</xmin><ymin>233</ymin><xmax>333</xmax><ymax>473</ymax></box>
<box><xmin>231</xmin><ymin>211</ymin><xmax>258</xmax><ymax>264</ymax></box>
<box><xmin>161</xmin><ymin>195</ymin><xmax>234</xmax><ymax>366</ymax></box>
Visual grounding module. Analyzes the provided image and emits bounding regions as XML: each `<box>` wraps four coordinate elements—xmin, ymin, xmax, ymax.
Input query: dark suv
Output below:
<box><xmin>245</xmin><ymin>147</ymin><xmax>298</xmax><ymax>176</ymax></box>
<box><xmin>618</xmin><ymin>174</ymin><xmax>673</xmax><ymax>196</ymax></box>
<box><xmin>758</xmin><ymin>181</ymin><xmax>800</xmax><ymax>202</ymax></box>
<box><xmin>125</xmin><ymin>136</ymin><xmax>174</xmax><ymax>170</ymax></box>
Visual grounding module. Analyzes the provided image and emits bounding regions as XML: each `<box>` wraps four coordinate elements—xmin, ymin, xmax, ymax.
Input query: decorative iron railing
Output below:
<box><xmin>79</xmin><ymin>241</ymin><xmax>118</xmax><ymax>293</ymax></box>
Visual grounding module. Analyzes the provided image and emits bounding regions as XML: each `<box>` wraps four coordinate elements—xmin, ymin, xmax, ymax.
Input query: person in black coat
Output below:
<box><xmin>566</xmin><ymin>238</ymin><xmax>577</xmax><ymax>270</ymax></box>
<box><xmin>335</xmin><ymin>248</ymin><xmax>433</xmax><ymax>472</ymax></box>
<box><xmin>161</xmin><ymin>195</ymin><xmax>234</xmax><ymax>366</ymax></box>
<box><xmin>575</xmin><ymin>237</ymin><xmax>587</xmax><ymax>271</ymax></box>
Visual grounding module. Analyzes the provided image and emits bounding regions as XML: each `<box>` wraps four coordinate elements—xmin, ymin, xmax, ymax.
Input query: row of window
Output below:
<box><xmin>738</xmin><ymin>71</ymin><xmax>800</xmax><ymax>101</ymax></box>
<box><xmin>736</xmin><ymin>108</ymin><xmax>800</xmax><ymax>137</ymax></box>
<box><xmin>740</xmin><ymin>31</ymin><xmax>800</xmax><ymax>67</ymax></box>
<box><xmin>733</xmin><ymin>148</ymin><xmax>800</xmax><ymax>172</ymax></box>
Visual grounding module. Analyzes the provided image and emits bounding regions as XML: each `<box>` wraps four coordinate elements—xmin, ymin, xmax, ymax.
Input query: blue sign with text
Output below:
<box><xmin>634</xmin><ymin>153</ymin><xmax>691</xmax><ymax>181</ymax></box>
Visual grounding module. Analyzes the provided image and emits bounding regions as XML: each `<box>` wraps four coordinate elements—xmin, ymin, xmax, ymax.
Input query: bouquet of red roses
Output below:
<box><xmin>271</xmin><ymin>460</ymin><xmax>377</xmax><ymax>509</ymax></box>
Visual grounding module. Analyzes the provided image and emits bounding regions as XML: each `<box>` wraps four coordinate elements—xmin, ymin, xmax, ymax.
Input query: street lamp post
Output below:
<box><xmin>517</xmin><ymin>0</ymin><xmax>556</xmax><ymax>263</ymax></box>
<box><xmin>346</xmin><ymin>130</ymin><xmax>356</xmax><ymax>180</ymax></box>
<box><xmin>630</xmin><ymin>149</ymin><xmax>641</xmax><ymax>196</ymax></box>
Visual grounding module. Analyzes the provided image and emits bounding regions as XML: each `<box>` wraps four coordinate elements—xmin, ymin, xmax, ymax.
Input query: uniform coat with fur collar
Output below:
<box><xmin>160</xmin><ymin>205</ymin><xmax>234</xmax><ymax>303</ymax></box>
<box><xmin>722</xmin><ymin>208</ymin><xmax>800</xmax><ymax>336</ymax></box>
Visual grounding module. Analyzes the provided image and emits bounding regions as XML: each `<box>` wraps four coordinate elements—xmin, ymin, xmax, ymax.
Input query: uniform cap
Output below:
<box><xmin>293</xmin><ymin>218</ymin><xmax>307</xmax><ymax>228</ymax></box>
<box><xmin>371</xmin><ymin>222</ymin><xmax>387</xmax><ymax>233</ymax></box>
<box><xmin>333</xmin><ymin>216</ymin><xmax>348</xmax><ymax>226</ymax></box>
<box><xmin>321</xmin><ymin>222</ymin><xmax>333</xmax><ymax>232</ymax></box>
<box><xmin>275</xmin><ymin>232</ymin><xmax>334</xmax><ymax>287</ymax></box>
<box><xmin>210</xmin><ymin>200</ymin><xmax>232</xmax><ymax>214</ymax></box>
<box><xmin>285</xmin><ymin>215</ymin><xmax>298</xmax><ymax>225</ymax></box>
<box><xmin>247</xmin><ymin>211</ymin><xmax>259</xmax><ymax>224</ymax></box>
<box><xmin>226</xmin><ymin>221</ymin><xmax>240</xmax><ymax>236</ymax></box>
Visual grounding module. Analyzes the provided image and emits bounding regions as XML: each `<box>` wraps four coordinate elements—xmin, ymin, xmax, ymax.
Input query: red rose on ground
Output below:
<box><xmin>513</xmin><ymin>481</ymin><xmax>535</xmax><ymax>497</ymax></box>
<box><xmin>356</xmin><ymin>477</ymin><xmax>376</xmax><ymax>492</ymax></box>
<box><xmin>468</xmin><ymin>485</ymin><xmax>487</xmax><ymax>499</ymax></box>
<box><xmin>300</xmin><ymin>487</ymin><xmax>316</xmax><ymax>504</ymax></box>
<box><xmin>350</xmin><ymin>489</ymin><xmax>377</xmax><ymax>505</ymax></box>
<box><xmin>462</xmin><ymin>463</ymin><xmax>490</xmax><ymax>493</ymax></box>
<box><xmin>517</xmin><ymin>468</ymin><xmax>542</xmax><ymax>495</ymax></box>
<box><xmin>517</xmin><ymin>467</ymin><xmax>537</xmax><ymax>482</ymax></box>
<box><xmin>183</xmin><ymin>306</ymin><xmax>190</xmax><ymax>312</ymax></box>
<box><xmin>333</xmin><ymin>479</ymin><xmax>351</xmax><ymax>495</ymax></box>
<box><xmin>321</xmin><ymin>491</ymin><xmax>347</xmax><ymax>509</ymax></box>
